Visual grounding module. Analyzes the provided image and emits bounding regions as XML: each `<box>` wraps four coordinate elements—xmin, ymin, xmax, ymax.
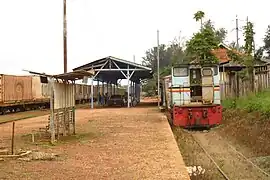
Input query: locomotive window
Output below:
<box><xmin>202</xmin><ymin>68</ymin><xmax>213</xmax><ymax>76</ymax></box>
<box><xmin>173</xmin><ymin>67</ymin><xmax>188</xmax><ymax>77</ymax></box>
<box><xmin>213</xmin><ymin>66</ymin><xmax>218</xmax><ymax>75</ymax></box>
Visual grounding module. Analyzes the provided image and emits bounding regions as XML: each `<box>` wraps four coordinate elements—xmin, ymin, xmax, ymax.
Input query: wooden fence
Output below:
<box><xmin>220</xmin><ymin>68</ymin><xmax>270</xmax><ymax>99</ymax></box>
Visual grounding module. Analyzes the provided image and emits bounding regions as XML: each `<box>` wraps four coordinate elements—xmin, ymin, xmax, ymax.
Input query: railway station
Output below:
<box><xmin>73</xmin><ymin>56</ymin><xmax>153</xmax><ymax>108</ymax></box>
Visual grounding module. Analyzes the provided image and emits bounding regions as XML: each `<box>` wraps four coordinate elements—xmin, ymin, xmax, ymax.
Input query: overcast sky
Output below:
<box><xmin>0</xmin><ymin>0</ymin><xmax>268</xmax><ymax>75</ymax></box>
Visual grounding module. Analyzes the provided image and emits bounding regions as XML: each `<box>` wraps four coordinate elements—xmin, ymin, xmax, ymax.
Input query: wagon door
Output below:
<box><xmin>201</xmin><ymin>67</ymin><xmax>214</xmax><ymax>104</ymax></box>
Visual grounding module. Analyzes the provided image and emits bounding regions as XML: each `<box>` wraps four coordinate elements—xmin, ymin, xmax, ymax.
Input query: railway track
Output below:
<box><xmin>186</xmin><ymin>130</ymin><xmax>270</xmax><ymax>180</ymax></box>
<box><xmin>188</xmin><ymin>131</ymin><xmax>230</xmax><ymax>180</ymax></box>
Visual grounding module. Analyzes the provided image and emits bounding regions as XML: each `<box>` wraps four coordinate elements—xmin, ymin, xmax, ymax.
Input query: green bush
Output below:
<box><xmin>222</xmin><ymin>90</ymin><xmax>270</xmax><ymax>117</ymax></box>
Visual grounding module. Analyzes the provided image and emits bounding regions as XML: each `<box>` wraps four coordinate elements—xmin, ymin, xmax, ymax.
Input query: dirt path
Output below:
<box><xmin>0</xmin><ymin>106</ymin><xmax>190</xmax><ymax>180</ymax></box>
<box><xmin>192</xmin><ymin>131</ymin><xmax>268</xmax><ymax>180</ymax></box>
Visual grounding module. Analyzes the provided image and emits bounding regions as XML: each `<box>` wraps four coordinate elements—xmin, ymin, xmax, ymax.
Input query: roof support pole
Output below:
<box><xmin>110</xmin><ymin>83</ymin><xmax>112</xmax><ymax>96</ymax></box>
<box><xmin>106</xmin><ymin>82</ymin><xmax>108</xmax><ymax>94</ymax></box>
<box><xmin>91</xmin><ymin>78</ymin><xmax>94</xmax><ymax>109</ymax></box>
<box><xmin>134</xmin><ymin>82</ymin><xmax>136</xmax><ymax>103</ymax></box>
<box><xmin>111</xmin><ymin>83</ymin><xmax>113</xmax><ymax>95</ymax></box>
<box><xmin>127</xmin><ymin>65</ymin><xmax>130</xmax><ymax>108</ymax></box>
<box><xmin>73</xmin><ymin>80</ymin><xmax>76</xmax><ymax>135</ymax></box>
<box><xmin>97</xmin><ymin>80</ymin><xmax>100</xmax><ymax>94</ymax></box>
<box><xmin>102</xmin><ymin>81</ymin><xmax>104</xmax><ymax>94</ymax></box>
<box><xmin>126</xmin><ymin>65</ymin><xmax>136</xmax><ymax>108</ymax></box>
<box><xmin>133</xmin><ymin>81</ymin><xmax>135</xmax><ymax>106</ymax></box>
<box><xmin>49</xmin><ymin>78</ymin><xmax>55</xmax><ymax>144</ymax></box>
<box><xmin>115</xmin><ymin>81</ymin><xmax>118</xmax><ymax>93</ymax></box>
<box><xmin>97</xmin><ymin>80</ymin><xmax>100</xmax><ymax>105</ymax></box>
<box><xmin>114</xmin><ymin>83</ymin><xmax>116</xmax><ymax>95</ymax></box>
<box><xmin>131</xmin><ymin>81</ymin><xmax>133</xmax><ymax>106</ymax></box>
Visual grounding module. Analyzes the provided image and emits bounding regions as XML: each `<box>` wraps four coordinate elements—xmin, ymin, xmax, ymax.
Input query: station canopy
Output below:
<box><xmin>73</xmin><ymin>56</ymin><xmax>153</xmax><ymax>83</ymax></box>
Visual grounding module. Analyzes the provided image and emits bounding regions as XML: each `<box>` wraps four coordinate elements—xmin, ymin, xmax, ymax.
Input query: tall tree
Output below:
<box><xmin>142</xmin><ymin>44</ymin><xmax>169</xmax><ymax>73</ymax></box>
<box><xmin>215</xmin><ymin>28</ymin><xmax>227</xmax><ymax>43</ymax></box>
<box><xmin>186</xmin><ymin>18</ymin><xmax>220</xmax><ymax>64</ymax></box>
<box><xmin>243</xmin><ymin>21</ymin><xmax>256</xmax><ymax>91</ymax></box>
<box><xmin>141</xmin><ymin>41</ymin><xmax>186</xmax><ymax>96</ymax></box>
<box><xmin>244</xmin><ymin>22</ymin><xmax>255</xmax><ymax>55</ymax></box>
<box><xmin>254</xmin><ymin>47</ymin><xmax>264</xmax><ymax>61</ymax></box>
<box><xmin>194</xmin><ymin>11</ymin><xmax>205</xmax><ymax>30</ymax></box>
<box><xmin>204</xmin><ymin>20</ymin><xmax>227</xmax><ymax>43</ymax></box>
<box><xmin>263</xmin><ymin>25</ymin><xmax>270</xmax><ymax>58</ymax></box>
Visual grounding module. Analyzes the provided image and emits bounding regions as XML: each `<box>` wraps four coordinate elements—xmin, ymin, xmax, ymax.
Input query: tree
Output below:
<box><xmin>141</xmin><ymin>40</ymin><xmax>186</xmax><ymax>96</ymax></box>
<box><xmin>194</xmin><ymin>11</ymin><xmax>205</xmax><ymax>30</ymax></box>
<box><xmin>142</xmin><ymin>44</ymin><xmax>169</xmax><ymax>73</ymax></box>
<box><xmin>244</xmin><ymin>22</ymin><xmax>255</xmax><ymax>55</ymax></box>
<box><xmin>186</xmin><ymin>19</ymin><xmax>220</xmax><ymax>64</ymax></box>
<box><xmin>243</xmin><ymin>21</ymin><xmax>256</xmax><ymax>91</ymax></box>
<box><xmin>204</xmin><ymin>20</ymin><xmax>227</xmax><ymax>43</ymax></box>
<box><xmin>215</xmin><ymin>28</ymin><xmax>227</xmax><ymax>43</ymax></box>
<box><xmin>263</xmin><ymin>25</ymin><xmax>270</xmax><ymax>58</ymax></box>
<box><xmin>254</xmin><ymin>47</ymin><xmax>264</xmax><ymax>61</ymax></box>
<box><xmin>228</xmin><ymin>41</ymin><xmax>245</xmax><ymax>53</ymax></box>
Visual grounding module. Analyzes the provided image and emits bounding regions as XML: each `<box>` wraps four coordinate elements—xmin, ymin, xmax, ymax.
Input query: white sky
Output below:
<box><xmin>0</xmin><ymin>0</ymin><xmax>269</xmax><ymax>76</ymax></box>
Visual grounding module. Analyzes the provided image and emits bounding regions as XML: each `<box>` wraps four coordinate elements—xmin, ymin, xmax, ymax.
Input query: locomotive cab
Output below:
<box><xmin>163</xmin><ymin>63</ymin><xmax>222</xmax><ymax>128</ymax></box>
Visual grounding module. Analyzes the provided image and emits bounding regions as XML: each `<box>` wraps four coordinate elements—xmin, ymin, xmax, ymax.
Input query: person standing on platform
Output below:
<box><xmin>105</xmin><ymin>92</ymin><xmax>108</xmax><ymax>105</ymax></box>
<box><xmin>97</xmin><ymin>92</ymin><xmax>101</xmax><ymax>106</ymax></box>
<box><xmin>101</xmin><ymin>93</ymin><xmax>104</xmax><ymax>106</ymax></box>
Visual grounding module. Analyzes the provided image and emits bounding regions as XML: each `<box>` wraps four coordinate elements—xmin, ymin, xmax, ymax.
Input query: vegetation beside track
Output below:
<box><xmin>171</xmin><ymin>91</ymin><xmax>270</xmax><ymax>179</ymax></box>
<box><xmin>222</xmin><ymin>90</ymin><xmax>270</xmax><ymax>117</ymax></box>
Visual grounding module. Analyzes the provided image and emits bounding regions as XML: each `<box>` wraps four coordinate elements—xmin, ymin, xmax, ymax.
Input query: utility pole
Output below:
<box><xmin>63</xmin><ymin>0</ymin><xmax>67</xmax><ymax>73</ymax></box>
<box><xmin>133</xmin><ymin>55</ymin><xmax>135</xmax><ymax>63</ymax></box>
<box><xmin>157</xmin><ymin>30</ymin><xmax>160</xmax><ymax>108</ymax></box>
<box><xmin>236</xmin><ymin>15</ymin><xmax>239</xmax><ymax>50</ymax></box>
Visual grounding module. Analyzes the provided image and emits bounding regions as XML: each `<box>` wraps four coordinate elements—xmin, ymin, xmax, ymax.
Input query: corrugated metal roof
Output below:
<box><xmin>73</xmin><ymin>56</ymin><xmax>151</xmax><ymax>71</ymax></box>
<box><xmin>23</xmin><ymin>70</ymin><xmax>94</xmax><ymax>81</ymax></box>
<box><xmin>53</xmin><ymin>70</ymin><xmax>94</xmax><ymax>80</ymax></box>
<box><xmin>72</xmin><ymin>56</ymin><xmax>153</xmax><ymax>82</ymax></box>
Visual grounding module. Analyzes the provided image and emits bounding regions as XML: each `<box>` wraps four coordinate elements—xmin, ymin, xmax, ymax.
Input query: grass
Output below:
<box><xmin>222</xmin><ymin>90</ymin><xmax>270</xmax><ymax>116</ymax></box>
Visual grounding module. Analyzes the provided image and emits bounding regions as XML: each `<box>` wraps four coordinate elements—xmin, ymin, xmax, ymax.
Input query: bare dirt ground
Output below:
<box><xmin>0</xmin><ymin>103</ymin><xmax>190</xmax><ymax>180</ymax></box>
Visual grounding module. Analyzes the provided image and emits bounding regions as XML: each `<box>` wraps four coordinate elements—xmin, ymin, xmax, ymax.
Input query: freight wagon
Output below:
<box><xmin>0</xmin><ymin>75</ymin><xmax>50</xmax><ymax>114</ymax></box>
<box><xmin>0</xmin><ymin>74</ymin><xmax>128</xmax><ymax>114</ymax></box>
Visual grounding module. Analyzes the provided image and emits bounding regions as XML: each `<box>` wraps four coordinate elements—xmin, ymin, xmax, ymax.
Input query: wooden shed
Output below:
<box><xmin>25</xmin><ymin>70</ymin><xmax>94</xmax><ymax>143</ymax></box>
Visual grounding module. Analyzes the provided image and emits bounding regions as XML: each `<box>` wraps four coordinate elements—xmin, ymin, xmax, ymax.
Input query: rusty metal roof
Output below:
<box><xmin>53</xmin><ymin>70</ymin><xmax>94</xmax><ymax>80</ymax></box>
